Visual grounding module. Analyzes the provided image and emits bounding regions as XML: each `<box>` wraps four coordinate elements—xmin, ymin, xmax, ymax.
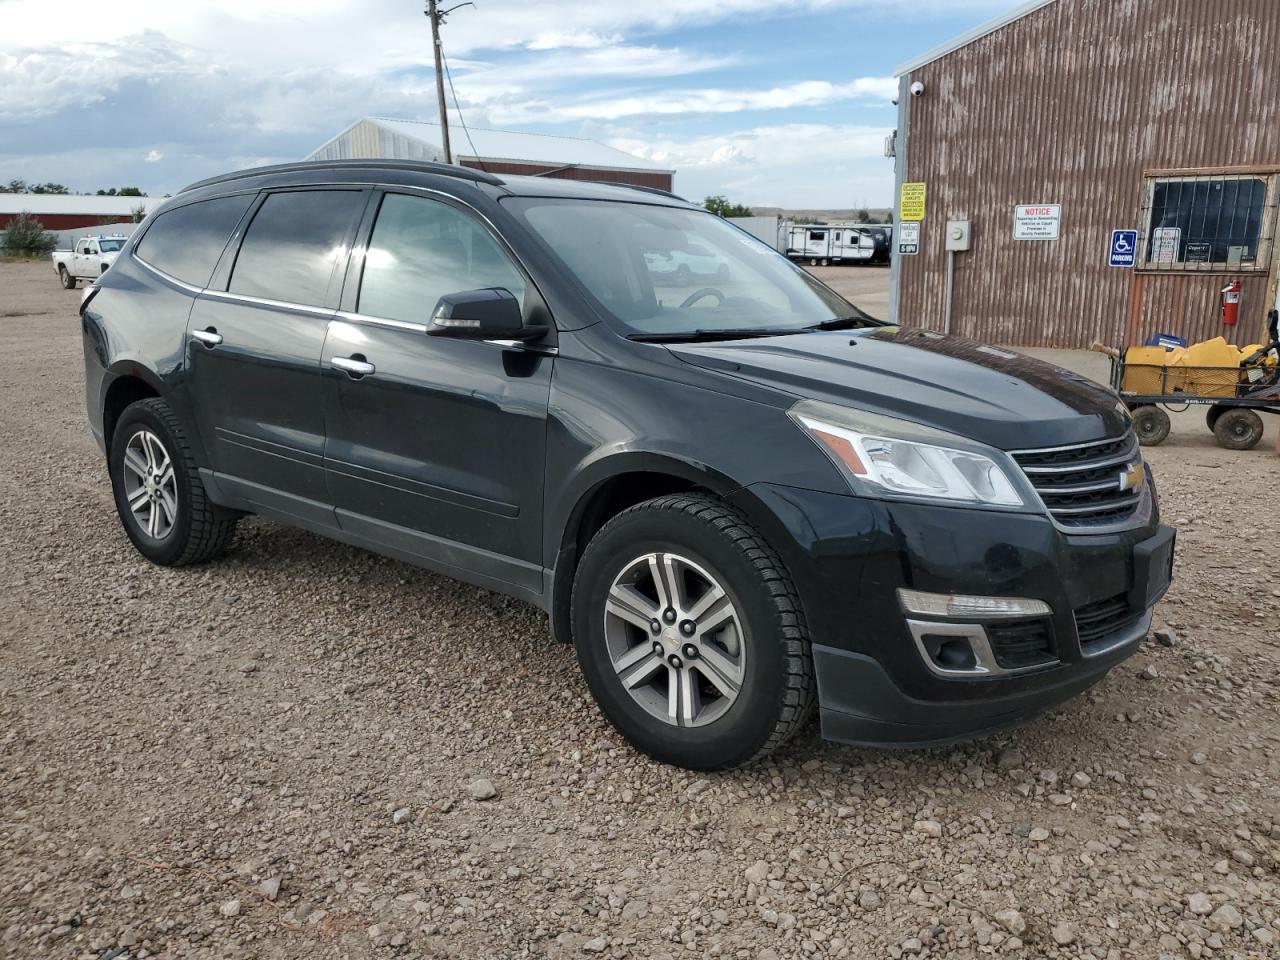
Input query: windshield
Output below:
<box><xmin>98</xmin><ymin>239</ymin><xmax>123</xmax><ymax>252</ymax></box>
<box><xmin>504</xmin><ymin>198</ymin><xmax>859</xmax><ymax>336</ymax></box>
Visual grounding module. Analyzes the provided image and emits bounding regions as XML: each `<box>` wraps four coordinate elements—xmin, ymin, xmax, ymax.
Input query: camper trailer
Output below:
<box><xmin>785</xmin><ymin>224</ymin><xmax>877</xmax><ymax>265</ymax></box>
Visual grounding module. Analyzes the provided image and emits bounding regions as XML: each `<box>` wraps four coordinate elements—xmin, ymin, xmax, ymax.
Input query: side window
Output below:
<box><xmin>358</xmin><ymin>193</ymin><xmax>526</xmax><ymax>324</ymax></box>
<box><xmin>229</xmin><ymin>190</ymin><xmax>365</xmax><ymax>307</ymax></box>
<box><xmin>809</xmin><ymin>230</ymin><xmax>826</xmax><ymax>242</ymax></box>
<box><xmin>135</xmin><ymin>194</ymin><xmax>255</xmax><ymax>288</ymax></box>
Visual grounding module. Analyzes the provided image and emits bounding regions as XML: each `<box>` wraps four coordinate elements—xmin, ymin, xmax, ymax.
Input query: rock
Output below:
<box><xmin>467</xmin><ymin>778</ymin><xmax>498</xmax><ymax>801</ymax></box>
<box><xmin>258</xmin><ymin>876</ymin><xmax>282</xmax><ymax>901</ymax></box>
<box><xmin>901</xmin><ymin>937</ymin><xmax>923</xmax><ymax>953</ymax></box>
<box><xmin>436</xmin><ymin>798</ymin><xmax>454</xmax><ymax>813</ymax></box>
<box><xmin>220</xmin><ymin>899</ymin><xmax>241</xmax><ymax>918</ymax></box>
<box><xmin>1187</xmin><ymin>892</ymin><xmax>1212</xmax><ymax>916</ymax></box>
<box><xmin>1209</xmin><ymin>904</ymin><xmax>1243</xmax><ymax>930</ymax></box>
<box><xmin>1028</xmin><ymin>827</ymin><xmax>1050</xmax><ymax>842</ymax></box>
<box><xmin>119</xmin><ymin>928</ymin><xmax>138</xmax><ymax>947</ymax></box>
<box><xmin>858</xmin><ymin>890</ymin><xmax>881</xmax><ymax>910</ymax></box>
<box><xmin>1051</xmin><ymin>921</ymin><xmax>1076</xmax><ymax>945</ymax></box>
<box><xmin>1140</xmin><ymin>664</ymin><xmax>1159</xmax><ymax>680</ymax></box>
<box><xmin>1049</xmin><ymin>793</ymin><xmax>1073</xmax><ymax>806</ymax></box>
<box><xmin>392</xmin><ymin>807</ymin><xmax>412</xmax><ymax>824</ymax></box>
<box><xmin>1191</xmin><ymin>752</ymin><xmax>1208</xmax><ymax>765</ymax></box>
<box><xmin>583</xmin><ymin>935</ymin><xmax>607</xmax><ymax>953</ymax></box>
<box><xmin>745</xmin><ymin>860</ymin><xmax>770</xmax><ymax>885</ymax></box>
<box><xmin>996</xmin><ymin>747</ymin><xmax>1024</xmax><ymax>771</ymax></box>
<box><xmin>913</xmin><ymin>819</ymin><xmax>943</xmax><ymax>838</ymax></box>
<box><xmin>1070</xmin><ymin>771</ymin><xmax>1091</xmax><ymax>788</ymax></box>
<box><xmin>1153</xmin><ymin>627</ymin><xmax>1177</xmax><ymax>646</ymax></box>
<box><xmin>1230</xmin><ymin>848</ymin><xmax>1254</xmax><ymax>866</ymax></box>
<box><xmin>994</xmin><ymin>910</ymin><xmax>1026</xmax><ymax>935</ymax></box>
<box><xmin>238</xmin><ymin>660</ymin><xmax>258</xmax><ymax>674</ymax></box>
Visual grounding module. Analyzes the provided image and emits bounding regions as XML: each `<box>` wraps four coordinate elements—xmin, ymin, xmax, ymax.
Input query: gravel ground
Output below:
<box><xmin>2</xmin><ymin>256</ymin><xmax>1279</xmax><ymax>960</ymax></box>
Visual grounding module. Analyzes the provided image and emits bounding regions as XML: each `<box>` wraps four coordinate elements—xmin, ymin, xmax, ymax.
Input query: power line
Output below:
<box><xmin>424</xmin><ymin>0</ymin><xmax>475</xmax><ymax>165</ymax></box>
<box><xmin>441</xmin><ymin>46</ymin><xmax>485</xmax><ymax>173</ymax></box>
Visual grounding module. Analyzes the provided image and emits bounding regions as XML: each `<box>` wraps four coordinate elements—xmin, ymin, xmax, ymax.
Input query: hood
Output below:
<box><xmin>668</xmin><ymin>327</ymin><xmax>1128</xmax><ymax>450</ymax></box>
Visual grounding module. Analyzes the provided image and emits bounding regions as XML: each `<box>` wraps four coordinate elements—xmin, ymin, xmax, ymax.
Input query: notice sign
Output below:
<box><xmin>900</xmin><ymin>182</ymin><xmax>926</xmax><ymax>222</ymax></box>
<box><xmin>898</xmin><ymin>221</ymin><xmax>920</xmax><ymax>255</ymax></box>
<box><xmin>1108</xmin><ymin>229</ymin><xmax>1138</xmax><ymax>268</ymax></box>
<box><xmin>1151</xmin><ymin>226</ymin><xmax>1181</xmax><ymax>264</ymax></box>
<box><xmin>1014</xmin><ymin>205</ymin><xmax>1061</xmax><ymax>240</ymax></box>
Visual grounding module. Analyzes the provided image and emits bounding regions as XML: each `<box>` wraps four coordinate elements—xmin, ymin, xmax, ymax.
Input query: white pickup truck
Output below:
<box><xmin>51</xmin><ymin>234</ymin><xmax>127</xmax><ymax>289</ymax></box>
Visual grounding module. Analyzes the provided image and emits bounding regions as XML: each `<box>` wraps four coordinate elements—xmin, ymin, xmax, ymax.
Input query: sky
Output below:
<box><xmin>0</xmin><ymin>0</ymin><xmax>1025</xmax><ymax>208</ymax></box>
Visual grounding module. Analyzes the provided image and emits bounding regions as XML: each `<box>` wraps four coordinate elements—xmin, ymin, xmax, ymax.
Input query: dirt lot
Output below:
<box><xmin>1</xmin><ymin>256</ymin><xmax>1278</xmax><ymax>960</ymax></box>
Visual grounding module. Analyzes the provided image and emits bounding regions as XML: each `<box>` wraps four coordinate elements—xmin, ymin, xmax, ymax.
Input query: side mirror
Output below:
<box><xmin>428</xmin><ymin>288</ymin><xmax>547</xmax><ymax>341</ymax></box>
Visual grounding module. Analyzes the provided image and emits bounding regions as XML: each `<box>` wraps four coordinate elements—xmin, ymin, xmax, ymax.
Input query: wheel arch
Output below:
<box><xmin>546</xmin><ymin>452</ymin><xmax>788</xmax><ymax>646</ymax></box>
<box><xmin>102</xmin><ymin>362</ymin><xmax>166</xmax><ymax>449</ymax></box>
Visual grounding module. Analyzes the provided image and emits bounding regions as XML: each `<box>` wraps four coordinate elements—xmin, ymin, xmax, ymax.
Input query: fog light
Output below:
<box><xmin>921</xmin><ymin>633</ymin><xmax>978</xmax><ymax>671</ymax></box>
<box><xmin>897</xmin><ymin>589</ymin><xmax>1051</xmax><ymax>620</ymax></box>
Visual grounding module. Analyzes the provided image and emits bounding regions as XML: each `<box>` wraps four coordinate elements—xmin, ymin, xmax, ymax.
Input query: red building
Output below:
<box><xmin>0</xmin><ymin>194</ymin><xmax>162</xmax><ymax>232</ymax></box>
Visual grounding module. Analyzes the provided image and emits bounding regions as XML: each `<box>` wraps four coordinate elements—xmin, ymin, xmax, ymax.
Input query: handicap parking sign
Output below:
<box><xmin>1109</xmin><ymin>229</ymin><xmax>1138</xmax><ymax>268</ymax></box>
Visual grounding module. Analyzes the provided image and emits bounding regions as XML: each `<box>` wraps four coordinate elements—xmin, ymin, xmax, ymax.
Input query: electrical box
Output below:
<box><xmin>945</xmin><ymin>220</ymin><xmax>972</xmax><ymax>252</ymax></box>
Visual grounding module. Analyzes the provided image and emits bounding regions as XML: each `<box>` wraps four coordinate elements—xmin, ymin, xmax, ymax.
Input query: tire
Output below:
<box><xmin>820</xmin><ymin>258</ymin><xmax>829</xmax><ymax>267</ymax></box>
<box><xmin>59</xmin><ymin>266</ymin><xmax>76</xmax><ymax>289</ymax></box>
<box><xmin>1206</xmin><ymin>404</ymin><xmax>1230</xmax><ymax>432</ymax></box>
<box><xmin>109</xmin><ymin>397</ymin><xmax>238</xmax><ymax>566</ymax></box>
<box><xmin>572</xmin><ymin>494</ymin><xmax>814</xmax><ymax>770</ymax></box>
<box><xmin>1131</xmin><ymin>405</ymin><xmax>1171</xmax><ymax>446</ymax></box>
<box><xmin>1212</xmin><ymin>408</ymin><xmax>1264</xmax><ymax>450</ymax></box>
<box><xmin>809</xmin><ymin>258</ymin><xmax>819</xmax><ymax>266</ymax></box>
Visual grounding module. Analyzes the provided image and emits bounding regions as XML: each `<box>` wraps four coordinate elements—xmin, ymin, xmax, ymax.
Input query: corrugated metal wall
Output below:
<box><xmin>900</xmin><ymin>0</ymin><xmax>1280</xmax><ymax>349</ymax></box>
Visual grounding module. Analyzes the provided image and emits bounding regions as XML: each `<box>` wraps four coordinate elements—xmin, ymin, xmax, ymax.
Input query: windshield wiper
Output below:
<box><xmin>805</xmin><ymin>314</ymin><xmax>881</xmax><ymax>331</ymax></box>
<box><xmin>629</xmin><ymin>327</ymin><xmax>805</xmax><ymax>344</ymax></box>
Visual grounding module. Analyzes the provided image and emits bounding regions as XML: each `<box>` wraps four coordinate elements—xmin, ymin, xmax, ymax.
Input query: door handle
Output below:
<box><xmin>331</xmin><ymin>355</ymin><xmax>376</xmax><ymax>379</ymax></box>
<box><xmin>191</xmin><ymin>328</ymin><xmax>223</xmax><ymax>347</ymax></box>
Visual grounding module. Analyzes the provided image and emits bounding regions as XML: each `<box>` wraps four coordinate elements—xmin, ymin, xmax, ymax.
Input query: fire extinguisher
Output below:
<box><xmin>1221</xmin><ymin>279</ymin><xmax>1242</xmax><ymax>327</ymax></box>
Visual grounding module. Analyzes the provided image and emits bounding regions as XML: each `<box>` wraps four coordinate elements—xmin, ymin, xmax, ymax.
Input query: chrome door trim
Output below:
<box><xmin>331</xmin><ymin>356</ymin><xmax>377</xmax><ymax>377</ymax></box>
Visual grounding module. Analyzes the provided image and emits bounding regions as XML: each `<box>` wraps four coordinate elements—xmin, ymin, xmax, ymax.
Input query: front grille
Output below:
<box><xmin>1012</xmin><ymin>433</ymin><xmax>1145</xmax><ymax>530</ymax></box>
<box><xmin>986</xmin><ymin>619</ymin><xmax>1057</xmax><ymax>670</ymax></box>
<box><xmin>1074</xmin><ymin>593</ymin><xmax>1141</xmax><ymax>651</ymax></box>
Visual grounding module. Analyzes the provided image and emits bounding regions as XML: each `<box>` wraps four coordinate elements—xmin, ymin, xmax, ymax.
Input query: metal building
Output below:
<box><xmin>888</xmin><ymin>0</ymin><xmax>1280</xmax><ymax>349</ymax></box>
<box><xmin>308</xmin><ymin>118</ymin><xmax>675</xmax><ymax>192</ymax></box>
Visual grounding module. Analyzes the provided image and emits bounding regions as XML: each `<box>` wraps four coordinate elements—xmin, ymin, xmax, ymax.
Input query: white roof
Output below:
<box><xmin>0</xmin><ymin>193</ymin><xmax>163</xmax><ymax>216</ymax></box>
<box><xmin>895</xmin><ymin>0</ymin><xmax>1057</xmax><ymax>75</ymax></box>
<box><xmin>320</xmin><ymin>117</ymin><xmax>672</xmax><ymax>173</ymax></box>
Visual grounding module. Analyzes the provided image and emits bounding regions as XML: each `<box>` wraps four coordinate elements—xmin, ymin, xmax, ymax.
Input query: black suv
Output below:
<box><xmin>82</xmin><ymin>160</ymin><xmax>1174</xmax><ymax>770</ymax></box>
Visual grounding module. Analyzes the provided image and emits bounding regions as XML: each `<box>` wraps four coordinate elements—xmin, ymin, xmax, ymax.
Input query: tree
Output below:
<box><xmin>2</xmin><ymin>212</ymin><xmax>57</xmax><ymax>257</ymax></box>
<box><xmin>854</xmin><ymin>208</ymin><xmax>871</xmax><ymax>223</ymax></box>
<box><xmin>5</xmin><ymin>179</ymin><xmax>26</xmax><ymax>193</ymax></box>
<box><xmin>96</xmin><ymin>187</ymin><xmax>146</xmax><ymax>197</ymax></box>
<box><xmin>5</xmin><ymin>180</ymin><xmax>69</xmax><ymax>194</ymax></box>
<box><xmin>130</xmin><ymin>203</ymin><xmax>148</xmax><ymax>223</ymax></box>
<box><xmin>702</xmin><ymin>195</ymin><xmax>754</xmax><ymax>218</ymax></box>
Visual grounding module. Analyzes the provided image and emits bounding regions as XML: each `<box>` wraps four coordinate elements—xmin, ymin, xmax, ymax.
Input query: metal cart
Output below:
<box><xmin>1092</xmin><ymin>337</ymin><xmax>1280</xmax><ymax>449</ymax></box>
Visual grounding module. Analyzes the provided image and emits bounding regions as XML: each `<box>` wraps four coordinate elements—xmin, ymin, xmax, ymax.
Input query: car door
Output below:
<box><xmin>321</xmin><ymin>189</ymin><xmax>553</xmax><ymax>592</ymax></box>
<box><xmin>185</xmin><ymin>187</ymin><xmax>369</xmax><ymax>525</ymax></box>
<box><xmin>74</xmin><ymin>239</ymin><xmax>94</xmax><ymax>277</ymax></box>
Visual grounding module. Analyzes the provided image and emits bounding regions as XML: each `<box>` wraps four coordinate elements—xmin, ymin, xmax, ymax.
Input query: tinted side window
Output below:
<box><xmin>229</xmin><ymin>190</ymin><xmax>365</xmax><ymax>307</ymax></box>
<box><xmin>358</xmin><ymin>193</ymin><xmax>526</xmax><ymax>324</ymax></box>
<box><xmin>134</xmin><ymin>195</ymin><xmax>254</xmax><ymax>287</ymax></box>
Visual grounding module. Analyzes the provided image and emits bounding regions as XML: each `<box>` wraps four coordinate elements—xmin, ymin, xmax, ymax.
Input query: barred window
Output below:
<box><xmin>1139</xmin><ymin>173</ymin><xmax>1278</xmax><ymax>272</ymax></box>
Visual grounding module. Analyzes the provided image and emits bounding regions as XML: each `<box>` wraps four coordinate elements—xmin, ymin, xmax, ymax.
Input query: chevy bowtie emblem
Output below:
<box><xmin>1118</xmin><ymin>463</ymin><xmax>1145</xmax><ymax>492</ymax></box>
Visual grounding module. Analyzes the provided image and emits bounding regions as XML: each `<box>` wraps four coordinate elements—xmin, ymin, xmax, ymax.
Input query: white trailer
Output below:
<box><xmin>785</xmin><ymin>224</ymin><xmax>877</xmax><ymax>266</ymax></box>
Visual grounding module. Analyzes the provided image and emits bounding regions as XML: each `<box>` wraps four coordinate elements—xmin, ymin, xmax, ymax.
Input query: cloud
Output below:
<box><xmin>144</xmin><ymin>149</ymin><xmax>163</xmax><ymax>163</ymax></box>
<box><xmin>526</xmin><ymin>30</ymin><xmax>622</xmax><ymax>50</ymax></box>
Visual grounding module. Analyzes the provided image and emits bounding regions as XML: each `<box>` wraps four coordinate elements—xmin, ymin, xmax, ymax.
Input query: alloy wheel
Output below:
<box><xmin>603</xmin><ymin>552</ymin><xmax>746</xmax><ymax>727</ymax></box>
<box><xmin>121</xmin><ymin>429</ymin><xmax>178</xmax><ymax>539</ymax></box>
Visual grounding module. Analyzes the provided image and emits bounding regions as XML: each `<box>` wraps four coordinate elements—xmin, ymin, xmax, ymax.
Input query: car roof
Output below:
<box><xmin>178</xmin><ymin>159</ymin><xmax>696</xmax><ymax>209</ymax></box>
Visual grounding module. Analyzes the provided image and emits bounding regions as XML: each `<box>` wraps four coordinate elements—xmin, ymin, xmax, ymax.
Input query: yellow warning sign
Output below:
<box><xmin>900</xmin><ymin>182</ymin><xmax>927</xmax><ymax>222</ymax></box>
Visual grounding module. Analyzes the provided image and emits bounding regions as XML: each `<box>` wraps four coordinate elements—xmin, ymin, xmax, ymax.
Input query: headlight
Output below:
<box><xmin>788</xmin><ymin>400</ymin><xmax>1026</xmax><ymax>507</ymax></box>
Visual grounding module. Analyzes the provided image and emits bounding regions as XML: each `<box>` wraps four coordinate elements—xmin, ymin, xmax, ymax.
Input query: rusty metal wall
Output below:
<box><xmin>900</xmin><ymin>0</ymin><xmax>1280</xmax><ymax>349</ymax></box>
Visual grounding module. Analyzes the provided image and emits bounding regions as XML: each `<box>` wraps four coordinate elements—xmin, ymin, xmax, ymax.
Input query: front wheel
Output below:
<box><xmin>59</xmin><ymin>266</ymin><xmax>76</xmax><ymax>289</ymax></box>
<box><xmin>109</xmin><ymin>398</ymin><xmax>238</xmax><ymax>565</ymax></box>
<box><xmin>572</xmin><ymin>494</ymin><xmax>814</xmax><ymax>770</ymax></box>
<box><xmin>1132</xmin><ymin>404</ymin><xmax>1171</xmax><ymax>445</ymax></box>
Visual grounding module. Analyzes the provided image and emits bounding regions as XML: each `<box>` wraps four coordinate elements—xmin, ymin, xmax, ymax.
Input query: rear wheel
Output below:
<box><xmin>1132</xmin><ymin>405</ymin><xmax>1171</xmax><ymax>446</ymax></box>
<box><xmin>1213</xmin><ymin>408</ymin><xmax>1264</xmax><ymax>450</ymax></box>
<box><xmin>59</xmin><ymin>266</ymin><xmax>76</xmax><ymax>289</ymax></box>
<box><xmin>819</xmin><ymin>258</ymin><xmax>829</xmax><ymax>267</ymax></box>
<box><xmin>572</xmin><ymin>494</ymin><xmax>813</xmax><ymax>770</ymax></box>
<box><xmin>109</xmin><ymin>398</ymin><xmax>238</xmax><ymax>565</ymax></box>
<box><xmin>808</xmin><ymin>258</ymin><xmax>819</xmax><ymax>266</ymax></box>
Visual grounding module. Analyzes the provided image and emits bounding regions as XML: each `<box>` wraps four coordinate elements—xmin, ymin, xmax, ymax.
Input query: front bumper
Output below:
<box><xmin>733</xmin><ymin>483</ymin><xmax>1174</xmax><ymax>747</ymax></box>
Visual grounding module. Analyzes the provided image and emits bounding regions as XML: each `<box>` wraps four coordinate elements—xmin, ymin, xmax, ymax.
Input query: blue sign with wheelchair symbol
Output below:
<box><xmin>1109</xmin><ymin>229</ymin><xmax>1137</xmax><ymax>268</ymax></box>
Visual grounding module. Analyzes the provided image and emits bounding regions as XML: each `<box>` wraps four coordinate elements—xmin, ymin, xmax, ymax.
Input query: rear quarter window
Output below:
<box><xmin>134</xmin><ymin>195</ymin><xmax>255</xmax><ymax>288</ymax></box>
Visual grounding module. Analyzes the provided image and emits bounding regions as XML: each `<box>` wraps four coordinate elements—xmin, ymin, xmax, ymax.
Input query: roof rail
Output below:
<box><xmin>179</xmin><ymin>159</ymin><xmax>506</xmax><ymax>194</ymax></box>
<box><xmin>587</xmin><ymin>180</ymin><xmax>688</xmax><ymax>203</ymax></box>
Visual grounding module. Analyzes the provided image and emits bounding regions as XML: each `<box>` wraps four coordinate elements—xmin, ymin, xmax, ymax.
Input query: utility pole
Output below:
<box><xmin>426</xmin><ymin>0</ymin><xmax>453</xmax><ymax>163</ymax></box>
